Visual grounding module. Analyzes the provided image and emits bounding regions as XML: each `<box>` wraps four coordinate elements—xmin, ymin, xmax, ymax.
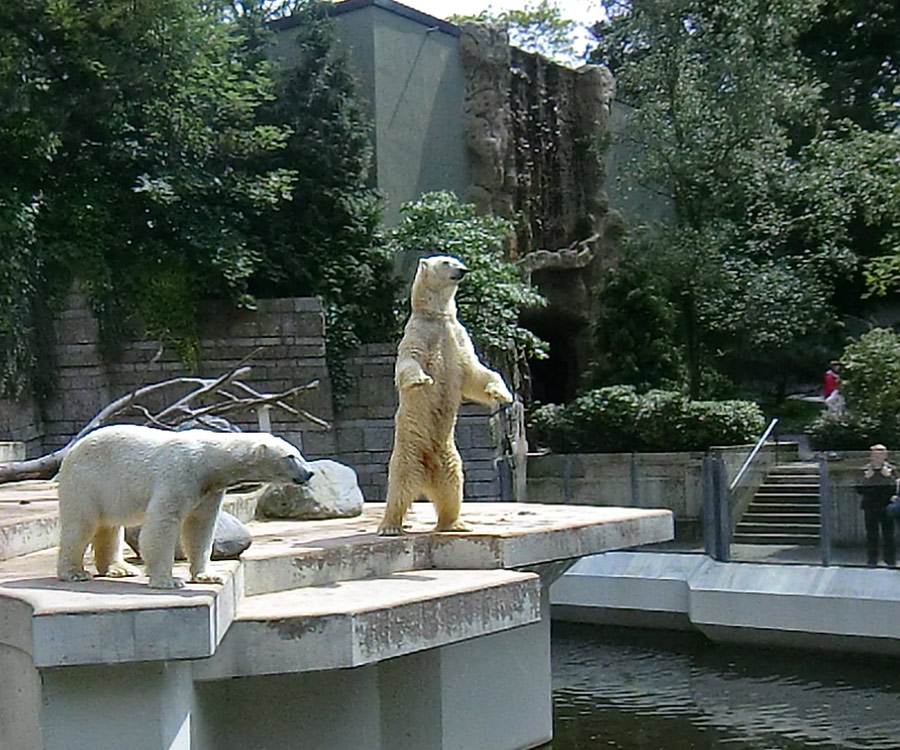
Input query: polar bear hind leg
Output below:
<box><xmin>429</xmin><ymin>447</ymin><xmax>470</xmax><ymax>532</ymax></box>
<box><xmin>57</xmin><ymin>515</ymin><xmax>97</xmax><ymax>582</ymax></box>
<box><xmin>93</xmin><ymin>525</ymin><xmax>139</xmax><ymax>578</ymax></box>
<box><xmin>379</xmin><ymin>453</ymin><xmax>427</xmax><ymax>536</ymax></box>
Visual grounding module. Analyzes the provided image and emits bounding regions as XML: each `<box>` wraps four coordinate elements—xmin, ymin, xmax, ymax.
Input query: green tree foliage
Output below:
<box><xmin>388</xmin><ymin>192</ymin><xmax>548</xmax><ymax>374</ymax></box>
<box><xmin>238</xmin><ymin>1</ymin><xmax>400</xmax><ymax>399</ymax></box>
<box><xmin>530</xmin><ymin>385</ymin><xmax>765</xmax><ymax>452</ymax></box>
<box><xmin>452</xmin><ymin>1</ymin><xmax>583</xmax><ymax>63</ymax></box>
<box><xmin>592</xmin><ymin>0</ymin><xmax>900</xmax><ymax>398</ymax></box>
<box><xmin>0</xmin><ymin>0</ymin><xmax>399</xmax><ymax>404</ymax></box>
<box><xmin>798</xmin><ymin>0</ymin><xmax>900</xmax><ymax>131</ymax></box>
<box><xmin>0</xmin><ymin>0</ymin><xmax>295</xmax><ymax>394</ymax></box>
<box><xmin>809</xmin><ymin>327</ymin><xmax>900</xmax><ymax>449</ymax></box>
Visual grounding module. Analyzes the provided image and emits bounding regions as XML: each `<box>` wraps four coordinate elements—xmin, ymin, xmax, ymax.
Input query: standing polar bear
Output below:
<box><xmin>56</xmin><ymin>425</ymin><xmax>312</xmax><ymax>588</ymax></box>
<box><xmin>378</xmin><ymin>255</ymin><xmax>514</xmax><ymax>536</ymax></box>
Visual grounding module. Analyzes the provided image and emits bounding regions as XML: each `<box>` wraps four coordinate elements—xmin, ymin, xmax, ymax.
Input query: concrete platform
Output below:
<box><xmin>552</xmin><ymin>550</ymin><xmax>900</xmax><ymax>655</ymax></box>
<box><xmin>0</xmin><ymin>483</ymin><xmax>673</xmax><ymax>750</ymax></box>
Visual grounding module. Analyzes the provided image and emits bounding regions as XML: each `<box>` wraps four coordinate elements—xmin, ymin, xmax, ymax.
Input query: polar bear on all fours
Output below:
<box><xmin>377</xmin><ymin>255</ymin><xmax>514</xmax><ymax>536</ymax></box>
<box><xmin>56</xmin><ymin>424</ymin><xmax>313</xmax><ymax>589</ymax></box>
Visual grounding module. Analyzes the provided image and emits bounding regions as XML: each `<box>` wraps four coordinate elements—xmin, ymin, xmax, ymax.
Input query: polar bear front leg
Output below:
<box><xmin>183</xmin><ymin>491</ymin><xmax>224</xmax><ymax>585</ymax></box>
<box><xmin>140</xmin><ymin>500</ymin><xmax>186</xmax><ymax>589</ymax></box>
<box><xmin>93</xmin><ymin>525</ymin><xmax>140</xmax><ymax>578</ymax></box>
<box><xmin>397</xmin><ymin>361</ymin><xmax>434</xmax><ymax>390</ymax></box>
<box><xmin>57</xmin><ymin>516</ymin><xmax>97</xmax><ymax>582</ymax></box>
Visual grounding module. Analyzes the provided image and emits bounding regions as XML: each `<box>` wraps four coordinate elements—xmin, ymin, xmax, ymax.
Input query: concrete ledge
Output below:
<box><xmin>551</xmin><ymin>551</ymin><xmax>900</xmax><ymax>655</ymax></box>
<box><xmin>0</xmin><ymin>548</ymin><xmax>241</xmax><ymax>667</ymax></box>
<box><xmin>194</xmin><ymin>569</ymin><xmax>540</xmax><ymax>679</ymax></box>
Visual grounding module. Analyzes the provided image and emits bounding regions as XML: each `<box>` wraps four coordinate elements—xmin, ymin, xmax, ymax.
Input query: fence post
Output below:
<box><xmin>703</xmin><ymin>452</ymin><xmax>731</xmax><ymax>562</ymax></box>
<box><xmin>630</xmin><ymin>452</ymin><xmax>639</xmax><ymax>507</ymax></box>
<box><xmin>819</xmin><ymin>454</ymin><xmax>832</xmax><ymax>566</ymax></box>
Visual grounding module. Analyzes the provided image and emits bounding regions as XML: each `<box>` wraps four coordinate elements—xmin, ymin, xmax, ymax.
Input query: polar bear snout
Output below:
<box><xmin>285</xmin><ymin>455</ymin><xmax>314</xmax><ymax>484</ymax></box>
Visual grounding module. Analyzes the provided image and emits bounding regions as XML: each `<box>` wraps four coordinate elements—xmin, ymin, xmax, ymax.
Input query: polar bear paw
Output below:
<box><xmin>102</xmin><ymin>560</ymin><xmax>140</xmax><ymax>578</ymax></box>
<box><xmin>148</xmin><ymin>576</ymin><xmax>185</xmax><ymax>590</ymax></box>
<box><xmin>403</xmin><ymin>372</ymin><xmax>434</xmax><ymax>389</ymax></box>
<box><xmin>190</xmin><ymin>572</ymin><xmax>223</xmax><ymax>585</ymax></box>
<box><xmin>377</xmin><ymin>521</ymin><xmax>406</xmax><ymax>536</ymax></box>
<box><xmin>435</xmin><ymin>519</ymin><xmax>472</xmax><ymax>533</ymax></box>
<box><xmin>59</xmin><ymin>569</ymin><xmax>93</xmax><ymax>582</ymax></box>
<box><xmin>486</xmin><ymin>381</ymin><xmax>513</xmax><ymax>404</ymax></box>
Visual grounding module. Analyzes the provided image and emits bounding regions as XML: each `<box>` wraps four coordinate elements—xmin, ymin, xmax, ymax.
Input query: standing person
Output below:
<box><xmin>855</xmin><ymin>444</ymin><xmax>897</xmax><ymax>567</ymax></box>
<box><xmin>823</xmin><ymin>361</ymin><xmax>844</xmax><ymax>414</ymax></box>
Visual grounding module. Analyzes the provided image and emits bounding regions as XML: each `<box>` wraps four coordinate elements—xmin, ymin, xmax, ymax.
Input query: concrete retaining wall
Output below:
<box><xmin>527</xmin><ymin>443</ymin><xmax>785</xmax><ymax>539</ymax></box>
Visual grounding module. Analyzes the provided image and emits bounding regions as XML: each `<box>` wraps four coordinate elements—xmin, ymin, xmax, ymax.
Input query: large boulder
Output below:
<box><xmin>254</xmin><ymin>459</ymin><xmax>364</xmax><ymax>520</ymax></box>
<box><xmin>125</xmin><ymin>509</ymin><xmax>252</xmax><ymax>561</ymax></box>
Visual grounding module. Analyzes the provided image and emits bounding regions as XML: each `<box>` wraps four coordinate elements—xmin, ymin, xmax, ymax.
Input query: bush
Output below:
<box><xmin>530</xmin><ymin>386</ymin><xmax>765</xmax><ymax>453</ymax></box>
<box><xmin>809</xmin><ymin>328</ymin><xmax>900</xmax><ymax>450</ymax></box>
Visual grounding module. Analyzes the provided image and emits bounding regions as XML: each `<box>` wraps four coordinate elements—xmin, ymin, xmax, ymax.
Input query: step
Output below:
<box><xmin>753</xmin><ymin>492</ymin><xmax>821</xmax><ymax>503</ymax></box>
<box><xmin>731</xmin><ymin>533</ymin><xmax>819</xmax><ymax>545</ymax></box>
<box><xmin>756</xmin><ymin>484</ymin><xmax>820</xmax><ymax>494</ymax></box>
<box><xmin>741</xmin><ymin>513</ymin><xmax>820</xmax><ymax>525</ymax></box>
<box><xmin>734</xmin><ymin>523</ymin><xmax>820</xmax><ymax>536</ymax></box>
<box><xmin>194</xmin><ymin>568</ymin><xmax>541</xmax><ymax>680</ymax></box>
<box><xmin>762</xmin><ymin>475</ymin><xmax>821</xmax><ymax>485</ymax></box>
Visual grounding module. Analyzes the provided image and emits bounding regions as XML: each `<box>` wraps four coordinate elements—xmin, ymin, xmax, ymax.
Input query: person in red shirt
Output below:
<box><xmin>823</xmin><ymin>361</ymin><xmax>841</xmax><ymax>399</ymax></box>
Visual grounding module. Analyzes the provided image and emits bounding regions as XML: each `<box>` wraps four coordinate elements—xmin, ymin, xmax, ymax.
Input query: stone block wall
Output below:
<box><xmin>2</xmin><ymin>294</ymin><xmax>335</xmax><ymax>460</ymax></box>
<box><xmin>0</xmin><ymin>298</ymin><xmax>506</xmax><ymax>504</ymax></box>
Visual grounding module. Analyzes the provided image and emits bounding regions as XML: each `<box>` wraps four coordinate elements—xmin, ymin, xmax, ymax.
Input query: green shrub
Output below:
<box><xmin>530</xmin><ymin>386</ymin><xmax>765</xmax><ymax>453</ymax></box>
<box><xmin>809</xmin><ymin>328</ymin><xmax>900</xmax><ymax>450</ymax></box>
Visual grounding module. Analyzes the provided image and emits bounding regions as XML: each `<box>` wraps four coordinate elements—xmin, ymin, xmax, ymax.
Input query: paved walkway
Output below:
<box><xmin>646</xmin><ymin>539</ymin><xmax>876</xmax><ymax>568</ymax></box>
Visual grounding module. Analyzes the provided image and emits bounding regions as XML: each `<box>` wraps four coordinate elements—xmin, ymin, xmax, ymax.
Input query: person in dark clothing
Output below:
<box><xmin>855</xmin><ymin>444</ymin><xmax>898</xmax><ymax>567</ymax></box>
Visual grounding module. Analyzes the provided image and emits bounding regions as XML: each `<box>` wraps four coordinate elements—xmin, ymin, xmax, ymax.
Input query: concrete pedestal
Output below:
<box><xmin>1</xmin><ymin>501</ymin><xmax>673</xmax><ymax>749</ymax></box>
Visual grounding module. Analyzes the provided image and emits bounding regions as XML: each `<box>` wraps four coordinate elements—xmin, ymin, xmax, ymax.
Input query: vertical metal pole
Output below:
<box><xmin>702</xmin><ymin>454</ymin><xmax>716</xmax><ymax>558</ymax></box>
<box><xmin>563</xmin><ymin>454</ymin><xmax>572</xmax><ymax>504</ymax></box>
<box><xmin>713</xmin><ymin>453</ymin><xmax>731</xmax><ymax>562</ymax></box>
<box><xmin>630</xmin><ymin>452</ymin><xmax>639</xmax><ymax>507</ymax></box>
<box><xmin>819</xmin><ymin>454</ymin><xmax>832</xmax><ymax>566</ymax></box>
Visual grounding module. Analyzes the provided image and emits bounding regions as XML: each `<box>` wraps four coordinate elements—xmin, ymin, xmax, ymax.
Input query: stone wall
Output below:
<box><xmin>0</xmin><ymin>297</ymin><xmax>506</xmax><ymax>503</ymax></box>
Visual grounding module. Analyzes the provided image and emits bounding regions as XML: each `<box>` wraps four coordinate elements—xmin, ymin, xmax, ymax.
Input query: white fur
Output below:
<box><xmin>378</xmin><ymin>255</ymin><xmax>513</xmax><ymax>535</ymax></box>
<box><xmin>56</xmin><ymin>425</ymin><xmax>311</xmax><ymax>588</ymax></box>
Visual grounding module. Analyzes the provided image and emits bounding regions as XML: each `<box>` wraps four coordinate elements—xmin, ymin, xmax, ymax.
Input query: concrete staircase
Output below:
<box><xmin>733</xmin><ymin>462</ymin><xmax>821</xmax><ymax>546</ymax></box>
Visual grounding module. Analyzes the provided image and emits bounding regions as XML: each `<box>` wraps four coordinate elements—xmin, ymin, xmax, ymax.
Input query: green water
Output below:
<box><xmin>544</xmin><ymin>623</ymin><xmax>900</xmax><ymax>750</ymax></box>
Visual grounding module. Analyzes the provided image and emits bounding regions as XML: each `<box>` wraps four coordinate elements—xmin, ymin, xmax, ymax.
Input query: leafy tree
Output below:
<box><xmin>238</xmin><ymin>1</ymin><xmax>400</xmax><ymax>399</ymax></box>
<box><xmin>452</xmin><ymin>1</ymin><xmax>585</xmax><ymax>63</ymax></box>
<box><xmin>590</xmin><ymin>0</ymin><xmax>899</xmax><ymax>398</ymax></box>
<box><xmin>0</xmin><ymin>0</ymin><xmax>295</xmax><ymax>394</ymax></box>
<box><xmin>798</xmin><ymin>0</ymin><xmax>900</xmax><ymax>131</ymax></box>
<box><xmin>810</xmin><ymin>327</ymin><xmax>900</xmax><ymax>449</ymax></box>
<box><xmin>388</xmin><ymin>192</ymin><xmax>548</xmax><ymax>376</ymax></box>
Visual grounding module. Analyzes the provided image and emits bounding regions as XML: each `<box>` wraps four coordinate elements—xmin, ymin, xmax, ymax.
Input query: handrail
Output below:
<box><xmin>729</xmin><ymin>417</ymin><xmax>779</xmax><ymax>492</ymax></box>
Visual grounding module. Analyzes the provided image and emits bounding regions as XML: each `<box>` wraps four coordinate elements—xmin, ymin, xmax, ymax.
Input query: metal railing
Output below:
<box><xmin>704</xmin><ymin>417</ymin><xmax>780</xmax><ymax>562</ymax></box>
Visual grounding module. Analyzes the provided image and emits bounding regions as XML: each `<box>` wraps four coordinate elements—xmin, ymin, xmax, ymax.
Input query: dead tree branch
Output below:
<box><xmin>0</xmin><ymin>353</ymin><xmax>328</xmax><ymax>483</ymax></box>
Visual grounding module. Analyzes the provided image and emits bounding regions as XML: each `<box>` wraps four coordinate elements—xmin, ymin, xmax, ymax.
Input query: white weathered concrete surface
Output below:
<box><xmin>0</xmin><ymin>491</ymin><xmax>673</xmax><ymax>750</ymax></box>
<box><xmin>552</xmin><ymin>551</ymin><xmax>900</xmax><ymax>654</ymax></box>
<box><xmin>195</xmin><ymin>569</ymin><xmax>540</xmax><ymax>679</ymax></box>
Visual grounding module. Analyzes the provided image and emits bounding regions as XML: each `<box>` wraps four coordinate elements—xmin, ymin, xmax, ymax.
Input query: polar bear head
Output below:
<box><xmin>411</xmin><ymin>255</ymin><xmax>469</xmax><ymax>314</ymax></box>
<box><xmin>249</xmin><ymin>433</ymin><xmax>314</xmax><ymax>485</ymax></box>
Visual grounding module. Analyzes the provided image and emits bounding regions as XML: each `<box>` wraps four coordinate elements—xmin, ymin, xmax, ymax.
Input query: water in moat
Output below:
<box><xmin>542</xmin><ymin>623</ymin><xmax>900</xmax><ymax>750</ymax></box>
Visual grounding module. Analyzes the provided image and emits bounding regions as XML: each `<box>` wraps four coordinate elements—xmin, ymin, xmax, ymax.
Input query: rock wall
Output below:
<box><xmin>459</xmin><ymin>23</ymin><xmax>621</xmax><ymax>402</ymax></box>
<box><xmin>0</xmin><ymin>299</ymin><xmax>505</xmax><ymax>503</ymax></box>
